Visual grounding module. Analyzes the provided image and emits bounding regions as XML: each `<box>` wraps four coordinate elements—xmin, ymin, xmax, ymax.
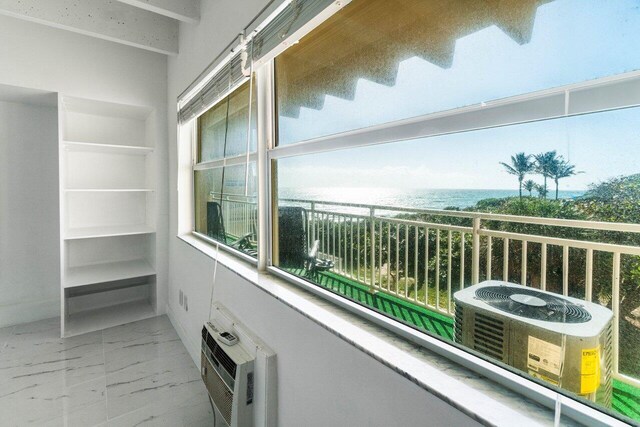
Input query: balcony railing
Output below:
<box><xmin>215</xmin><ymin>195</ymin><xmax>258</xmax><ymax>240</ymax></box>
<box><xmin>212</xmin><ymin>195</ymin><xmax>640</xmax><ymax>389</ymax></box>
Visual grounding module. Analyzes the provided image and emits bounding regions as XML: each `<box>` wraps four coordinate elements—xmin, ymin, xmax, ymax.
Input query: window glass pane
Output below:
<box><xmin>225</xmin><ymin>80</ymin><xmax>258</xmax><ymax>157</ymax></box>
<box><xmin>274</xmin><ymin>107</ymin><xmax>640</xmax><ymax>420</ymax></box>
<box><xmin>194</xmin><ymin>167</ymin><xmax>224</xmax><ymax>238</ymax></box>
<box><xmin>276</xmin><ymin>0</ymin><xmax>640</xmax><ymax>145</ymax></box>
<box><xmin>222</xmin><ymin>164</ymin><xmax>247</xmax><ymax>196</ymax></box>
<box><xmin>194</xmin><ymin>163</ymin><xmax>257</xmax><ymax>257</ymax></box>
<box><xmin>197</xmin><ymin>79</ymin><xmax>257</xmax><ymax>163</ymax></box>
<box><xmin>197</xmin><ymin>101</ymin><xmax>227</xmax><ymax>163</ymax></box>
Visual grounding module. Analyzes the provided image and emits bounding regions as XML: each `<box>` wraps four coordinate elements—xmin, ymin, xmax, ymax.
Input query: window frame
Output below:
<box><xmin>177</xmin><ymin>2</ymin><xmax>640</xmax><ymax>424</ymax></box>
<box><xmin>189</xmin><ymin>77</ymin><xmax>260</xmax><ymax>264</ymax></box>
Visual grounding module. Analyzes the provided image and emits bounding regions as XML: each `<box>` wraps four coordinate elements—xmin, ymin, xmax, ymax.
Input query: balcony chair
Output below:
<box><xmin>278</xmin><ymin>206</ymin><xmax>334</xmax><ymax>279</ymax></box>
<box><xmin>206</xmin><ymin>201</ymin><xmax>258</xmax><ymax>257</ymax></box>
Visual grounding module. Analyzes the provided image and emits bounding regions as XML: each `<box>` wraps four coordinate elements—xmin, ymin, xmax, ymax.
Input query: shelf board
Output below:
<box><xmin>62</xmin><ymin>96</ymin><xmax>152</xmax><ymax>120</ymax></box>
<box><xmin>64</xmin><ymin>259</ymin><xmax>155</xmax><ymax>288</ymax></box>
<box><xmin>65</xmin><ymin>188</ymin><xmax>155</xmax><ymax>193</ymax></box>
<box><xmin>63</xmin><ymin>141</ymin><xmax>153</xmax><ymax>155</ymax></box>
<box><xmin>65</xmin><ymin>224</ymin><xmax>155</xmax><ymax>240</ymax></box>
<box><xmin>63</xmin><ymin>299</ymin><xmax>156</xmax><ymax>337</ymax></box>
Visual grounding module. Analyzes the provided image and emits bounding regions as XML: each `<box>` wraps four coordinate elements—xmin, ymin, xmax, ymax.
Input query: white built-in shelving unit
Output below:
<box><xmin>59</xmin><ymin>96</ymin><xmax>158</xmax><ymax>337</ymax></box>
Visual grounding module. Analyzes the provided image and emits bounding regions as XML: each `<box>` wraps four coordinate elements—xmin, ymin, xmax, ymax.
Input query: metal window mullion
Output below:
<box><xmin>268</xmin><ymin>71</ymin><xmax>640</xmax><ymax>164</ymax></box>
<box><xmin>256</xmin><ymin>62</ymin><xmax>273</xmax><ymax>270</ymax></box>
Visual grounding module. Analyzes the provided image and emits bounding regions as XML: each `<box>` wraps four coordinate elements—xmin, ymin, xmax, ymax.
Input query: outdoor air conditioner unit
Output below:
<box><xmin>454</xmin><ymin>280</ymin><xmax>613</xmax><ymax>407</ymax></box>
<box><xmin>201</xmin><ymin>319</ymin><xmax>255</xmax><ymax>427</ymax></box>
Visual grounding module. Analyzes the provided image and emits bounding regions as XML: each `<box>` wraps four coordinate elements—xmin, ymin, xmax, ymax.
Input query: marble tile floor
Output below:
<box><xmin>0</xmin><ymin>315</ymin><xmax>213</xmax><ymax>426</ymax></box>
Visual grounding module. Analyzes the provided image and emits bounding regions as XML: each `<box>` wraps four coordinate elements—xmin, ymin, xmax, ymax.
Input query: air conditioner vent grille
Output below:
<box><xmin>454</xmin><ymin>305</ymin><xmax>464</xmax><ymax>343</ymax></box>
<box><xmin>473</xmin><ymin>313</ymin><xmax>506</xmax><ymax>361</ymax></box>
<box><xmin>214</xmin><ymin>344</ymin><xmax>238</xmax><ymax>378</ymax></box>
<box><xmin>202</xmin><ymin>353</ymin><xmax>233</xmax><ymax>425</ymax></box>
<box><xmin>203</xmin><ymin>329</ymin><xmax>238</xmax><ymax>378</ymax></box>
<box><xmin>206</xmin><ymin>333</ymin><xmax>216</xmax><ymax>350</ymax></box>
<box><xmin>475</xmin><ymin>286</ymin><xmax>591</xmax><ymax>323</ymax></box>
<box><xmin>600</xmin><ymin>321</ymin><xmax>614</xmax><ymax>406</ymax></box>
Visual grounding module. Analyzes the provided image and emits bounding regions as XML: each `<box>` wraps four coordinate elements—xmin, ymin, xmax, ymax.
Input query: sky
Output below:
<box><xmin>276</xmin><ymin>0</ymin><xmax>640</xmax><ymax>191</ymax></box>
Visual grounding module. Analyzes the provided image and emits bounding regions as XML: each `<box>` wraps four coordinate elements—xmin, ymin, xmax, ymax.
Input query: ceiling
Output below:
<box><xmin>0</xmin><ymin>0</ymin><xmax>201</xmax><ymax>55</ymax></box>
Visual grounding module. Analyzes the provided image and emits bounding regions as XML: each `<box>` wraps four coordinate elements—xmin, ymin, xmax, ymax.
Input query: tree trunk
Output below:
<box><xmin>555</xmin><ymin>178</ymin><xmax>559</xmax><ymax>200</ymax></box>
<box><xmin>518</xmin><ymin>178</ymin><xmax>523</xmax><ymax>199</ymax></box>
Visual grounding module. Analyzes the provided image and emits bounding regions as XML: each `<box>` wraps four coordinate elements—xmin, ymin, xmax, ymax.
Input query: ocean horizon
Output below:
<box><xmin>279</xmin><ymin>187</ymin><xmax>586</xmax><ymax>210</ymax></box>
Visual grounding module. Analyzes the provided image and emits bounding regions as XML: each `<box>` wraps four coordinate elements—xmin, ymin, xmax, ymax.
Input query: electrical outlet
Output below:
<box><xmin>184</xmin><ymin>295</ymin><xmax>188</xmax><ymax>311</ymax></box>
<box><xmin>179</xmin><ymin>290</ymin><xmax>183</xmax><ymax>306</ymax></box>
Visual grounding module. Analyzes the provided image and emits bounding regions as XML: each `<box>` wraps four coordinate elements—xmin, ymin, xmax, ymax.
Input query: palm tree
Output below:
<box><xmin>533</xmin><ymin>151</ymin><xmax>558</xmax><ymax>199</ymax></box>
<box><xmin>523</xmin><ymin>180</ymin><xmax>536</xmax><ymax>197</ymax></box>
<box><xmin>549</xmin><ymin>158</ymin><xmax>581</xmax><ymax>200</ymax></box>
<box><xmin>535</xmin><ymin>183</ymin><xmax>548</xmax><ymax>199</ymax></box>
<box><xmin>500</xmin><ymin>153</ymin><xmax>534</xmax><ymax>199</ymax></box>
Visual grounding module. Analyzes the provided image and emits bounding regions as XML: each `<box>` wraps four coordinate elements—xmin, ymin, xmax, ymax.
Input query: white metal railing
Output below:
<box><xmin>206</xmin><ymin>195</ymin><xmax>640</xmax><ymax>388</ymax></box>
<box><xmin>281</xmin><ymin>197</ymin><xmax>640</xmax><ymax>389</ymax></box>
<box><xmin>210</xmin><ymin>194</ymin><xmax>258</xmax><ymax>241</ymax></box>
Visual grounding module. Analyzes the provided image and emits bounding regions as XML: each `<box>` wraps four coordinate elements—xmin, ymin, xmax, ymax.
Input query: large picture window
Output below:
<box><xmin>271</xmin><ymin>0</ymin><xmax>640</xmax><ymax>422</ymax></box>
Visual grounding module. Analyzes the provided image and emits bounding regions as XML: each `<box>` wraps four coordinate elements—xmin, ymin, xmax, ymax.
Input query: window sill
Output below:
<box><xmin>177</xmin><ymin>233</ymin><xmax>626</xmax><ymax>427</ymax></box>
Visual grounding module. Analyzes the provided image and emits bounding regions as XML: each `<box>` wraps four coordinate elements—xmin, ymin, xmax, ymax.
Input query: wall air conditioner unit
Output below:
<box><xmin>201</xmin><ymin>319</ymin><xmax>255</xmax><ymax>427</ymax></box>
<box><xmin>454</xmin><ymin>281</ymin><xmax>613</xmax><ymax>407</ymax></box>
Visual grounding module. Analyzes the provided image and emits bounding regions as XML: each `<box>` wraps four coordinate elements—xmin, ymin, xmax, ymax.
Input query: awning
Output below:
<box><xmin>276</xmin><ymin>0</ymin><xmax>552</xmax><ymax>117</ymax></box>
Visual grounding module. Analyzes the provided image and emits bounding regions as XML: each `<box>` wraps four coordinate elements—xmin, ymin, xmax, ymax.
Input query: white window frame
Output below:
<box><xmin>187</xmin><ymin>78</ymin><xmax>260</xmax><ymax>265</ymax></box>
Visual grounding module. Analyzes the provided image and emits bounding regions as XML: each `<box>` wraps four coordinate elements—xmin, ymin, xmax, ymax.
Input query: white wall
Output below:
<box><xmin>167</xmin><ymin>2</ymin><xmax>478</xmax><ymax>425</ymax></box>
<box><xmin>0</xmin><ymin>101</ymin><xmax>59</xmax><ymax>326</ymax></box>
<box><xmin>0</xmin><ymin>14</ymin><xmax>169</xmax><ymax>325</ymax></box>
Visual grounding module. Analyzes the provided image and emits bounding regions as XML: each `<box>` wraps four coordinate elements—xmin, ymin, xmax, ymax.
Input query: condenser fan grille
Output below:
<box><xmin>475</xmin><ymin>286</ymin><xmax>591</xmax><ymax>323</ymax></box>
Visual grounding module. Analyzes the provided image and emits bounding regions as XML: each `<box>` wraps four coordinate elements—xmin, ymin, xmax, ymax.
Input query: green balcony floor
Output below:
<box><xmin>286</xmin><ymin>267</ymin><xmax>640</xmax><ymax>422</ymax></box>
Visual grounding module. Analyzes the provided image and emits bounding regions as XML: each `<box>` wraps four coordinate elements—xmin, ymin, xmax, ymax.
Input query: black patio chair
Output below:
<box><xmin>278</xmin><ymin>206</ymin><xmax>333</xmax><ymax>279</ymax></box>
<box><xmin>207</xmin><ymin>201</ymin><xmax>258</xmax><ymax>257</ymax></box>
<box><xmin>206</xmin><ymin>201</ymin><xmax>226</xmax><ymax>242</ymax></box>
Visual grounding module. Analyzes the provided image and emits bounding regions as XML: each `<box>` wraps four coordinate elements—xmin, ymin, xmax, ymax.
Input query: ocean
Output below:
<box><xmin>279</xmin><ymin>187</ymin><xmax>586</xmax><ymax>210</ymax></box>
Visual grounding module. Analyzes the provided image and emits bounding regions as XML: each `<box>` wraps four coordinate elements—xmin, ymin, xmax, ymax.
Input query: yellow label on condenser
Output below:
<box><xmin>580</xmin><ymin>347</ymin><xmax>600</xmax><ymax>394</ymax></box>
